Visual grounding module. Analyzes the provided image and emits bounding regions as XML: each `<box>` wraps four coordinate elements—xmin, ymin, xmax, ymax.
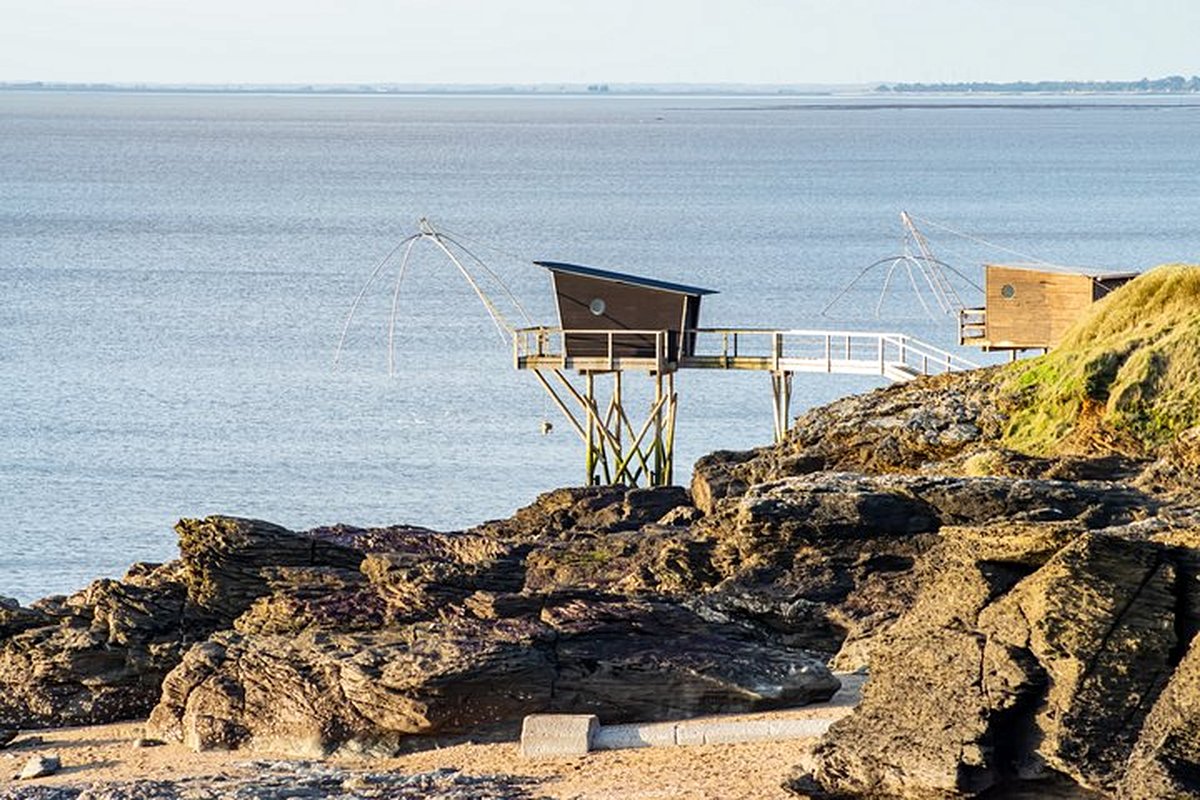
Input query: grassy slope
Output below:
<box><xmin>1001</xmin><ymin>264</ymin><xmax>1200</xmax><ymax>456</ymax></box>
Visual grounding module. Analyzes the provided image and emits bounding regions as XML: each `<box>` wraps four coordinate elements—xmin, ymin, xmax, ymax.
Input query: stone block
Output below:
<box><xmin>520</xmin><ymin>714</ymin><xmax>598</xmax><ymax>758</ymax></box>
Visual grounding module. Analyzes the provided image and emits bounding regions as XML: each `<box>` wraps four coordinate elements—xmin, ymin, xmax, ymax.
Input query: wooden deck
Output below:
<box><xmin>514</xmin><ymin>327</ymin><xmax>978</xmax><ymax>382</ymax></box>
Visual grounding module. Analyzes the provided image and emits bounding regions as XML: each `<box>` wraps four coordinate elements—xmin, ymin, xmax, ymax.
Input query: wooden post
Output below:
<box><xmin>585</xmin><ymin>372</ymin><xmax>596</xmax><ymax>485</ymax></box>
<box><xmin>653</xmin><ymin>372</ymin><xmax>664</xmax><ymax>484</ymax></box>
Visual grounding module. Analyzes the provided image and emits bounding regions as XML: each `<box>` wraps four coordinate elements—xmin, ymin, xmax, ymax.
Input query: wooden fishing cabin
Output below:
<box><xmin>958</xmin><ymin>263</ymin><xmax>1138</xmax><ymax>353</ymax></box>
<box><xmin>537</xmin><ymin>260</ymin><xmax>716</xmax><ymax>369</ymax></box>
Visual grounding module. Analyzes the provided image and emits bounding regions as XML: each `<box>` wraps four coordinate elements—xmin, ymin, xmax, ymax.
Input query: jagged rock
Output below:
<box><xmin>148</xmin><ymin>592</ymin><xmax>837</xmax><ymax>756</ymax></box>
<box><xmin>523</xmin><ymin>528</ymin><xmax>718</xmax><ymax>595</ymax></box>
<box><xmin>17</xmin><ymin>753</ymin><xmax>59</xmax><ymax>779</ymax></box>
<box><xmin>692</xmin><ymin>449</ymin><xmax>763</xmax><ymax>515</ymax></box>
<box><xmin>1118</xmin><ymin>630</ymin><xmax>1200</xmax><ymax>799</ymax></box>
<box><xmin>707</xmin><ymin>472</ymin><xmax>1150</xmax><ymax>568</ymax></box>
<box><xmin>474</xmin><ymin>485</ymin><xmax>692</xmax><ymax>540</ymax></box>
<box><xmin>360</xmin><ymin>534</ymin><xmax>527</xmax><ymax>624</ymax></box>
<box><xmin>232</xmin><ymin>566</ymin><xmax>382</xmax><ymax>635</ymax></box>
<box><xmin>0</xmin><ymin>604</ymin><xmax>50</xmax><ymax>639</ymax></box>
<box><xmin>692</xmin><ymin>369</ymin><xmax>1008</xmax><ymax>510</ymax></box>
<box><xmin>544</xmin><ymin>594</ymin><xmax>839</xmax><ymax>721</ymax></box>
<box><xmin>799</xmin><ymin>528</ymin><xmax>1187</xmax><ymax>797</ymax></box>
<box><xmin>0</xmin><ymin>568</ymin><xmax>194</xmax><ymax>728</ymax></box>
<box><xmin>176</xmin><ymin>516</ymin><xmax>375</xmax><ymax>622</ymax></box>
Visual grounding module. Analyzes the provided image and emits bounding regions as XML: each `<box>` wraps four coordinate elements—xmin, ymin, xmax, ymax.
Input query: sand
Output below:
<box><xmin>0</xmin><ymin>694</ymin><xmax>858</xmax><ymax>799</ymax></box>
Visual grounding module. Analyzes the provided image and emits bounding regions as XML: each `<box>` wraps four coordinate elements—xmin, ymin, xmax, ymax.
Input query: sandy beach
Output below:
<box><xmin>0</xmin><ymin>693</ymin><xmax>859</xmax><ymax>798</ymax></box>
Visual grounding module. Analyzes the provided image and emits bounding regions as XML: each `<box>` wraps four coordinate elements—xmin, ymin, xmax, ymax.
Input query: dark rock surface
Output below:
<box><xmin>1117</xmin><ymin>628</ymin><xmax>1200</xmax><ymax>800</ymax></box>
<box><xmin>794</xmin><ymin>523</ymin><xmax>1197</xmax><ymax>798</ymax></box>
<box><xmin>147</xmin><ymin>591</ymin><xmax>837</xmax><ymax>755</ymax></box>
<box><xmin>0</xmin><ymin>762</ymin><xmax>545</xmax><ymax>799</ymax></box>
<box><xmin>0</xmin><ymin>564</ymin><xmax>197</xmax><ymax>728</ymax></box>
<box><xmin>475</xmin><ymin>485</ymin><xmax>692</xmax><ymax>541</ymax></box>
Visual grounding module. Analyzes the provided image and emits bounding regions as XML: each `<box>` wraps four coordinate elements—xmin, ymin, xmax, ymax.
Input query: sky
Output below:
<box><xmin>2</xmin><ymin>0</ymin><xmax>1197</xmax><ymax>86</ymax></box>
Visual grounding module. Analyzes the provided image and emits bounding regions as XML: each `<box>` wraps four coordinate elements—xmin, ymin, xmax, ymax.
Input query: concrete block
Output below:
<box><xmin>593</xmin><ymin>721</ymin><xmax>679</xmax><ymax>750</ymax></box>
<box><xmin>520</xmin><ymin>714</ymin><xmax>599</xmax><ymax>758</ymax></box>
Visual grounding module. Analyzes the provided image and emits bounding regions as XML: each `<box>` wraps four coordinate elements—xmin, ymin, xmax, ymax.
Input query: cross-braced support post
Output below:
<box><xmin>531</xmin><ymin>369</ymin><xmax>678</xmax><ymax>487</ymax></box>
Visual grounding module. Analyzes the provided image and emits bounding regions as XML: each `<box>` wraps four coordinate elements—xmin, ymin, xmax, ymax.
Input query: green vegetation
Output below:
<box><xmin>1001</xmin><ymin>265</ymin><xmax>1200</xmax><ymax>455</ymax></box>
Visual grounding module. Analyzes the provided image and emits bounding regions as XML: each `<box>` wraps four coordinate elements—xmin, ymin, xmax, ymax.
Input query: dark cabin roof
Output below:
<box><xmin>535</xmin><ymin>261</ymin><xmax>718</xmax><ymax>297</ymax></box>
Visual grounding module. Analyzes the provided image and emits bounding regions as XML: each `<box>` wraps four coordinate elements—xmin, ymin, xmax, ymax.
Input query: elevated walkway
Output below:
<box><xmin>514</xmin><ymin>326</ymin><xmax>979</xmax><ymax>487</ymax></box>
<box><xmin>514</xmin><ymin>327</ymin><xmax>978</xmax><ymax>382</ymax></box>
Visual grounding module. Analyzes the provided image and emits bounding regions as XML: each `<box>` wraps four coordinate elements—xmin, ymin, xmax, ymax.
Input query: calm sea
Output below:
<box><xmin>2</xmin><ymin>91</ymin><xmax>1198</xmax><ymax>602</ymax></box>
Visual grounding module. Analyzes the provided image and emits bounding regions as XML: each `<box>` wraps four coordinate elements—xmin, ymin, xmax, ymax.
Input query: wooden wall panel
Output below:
<box><xmin>554</xmin><ymin>272</ymin><xmax>688</xmax><ymax>358</ymax></box>
<box><xmin>984</xmin><ymin>265</ymin><xmax>1095</xmax><ymax>349</ymax></box>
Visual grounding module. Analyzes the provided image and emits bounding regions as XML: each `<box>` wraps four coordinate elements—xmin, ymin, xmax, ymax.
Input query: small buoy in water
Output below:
<box><xmin>540</xmin><ymin>420</ymin><xmax>554</xmax><ymax>435</ymax></box>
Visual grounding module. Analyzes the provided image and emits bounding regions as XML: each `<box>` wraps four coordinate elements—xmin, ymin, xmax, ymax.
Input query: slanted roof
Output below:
<box><xmin>986</xmin><ymin>262</ymin><xmax>1140</xmax><ymax>282</ymax></box>
<box><xmin>535</xmin><ymin>261</ymin><xmax>718</xmax><ymax>297</ymax></box>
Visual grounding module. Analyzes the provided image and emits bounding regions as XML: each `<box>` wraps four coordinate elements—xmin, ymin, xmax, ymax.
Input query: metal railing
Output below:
<box><xmin>513</xmin><ymin>326</ymin><xmax>978</xmax><ymax>380</ymax></box>
<box><xmin>514</xmin><ymin>327</ymin><xmax>673</xmax><ymax>371</ymax></box>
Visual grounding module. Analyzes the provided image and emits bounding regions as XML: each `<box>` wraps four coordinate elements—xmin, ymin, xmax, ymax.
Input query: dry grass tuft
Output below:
<box><xmin>1000</xmin><ymin>264</ymin><xmax>1200</xmax><ymax>456</ymax></box>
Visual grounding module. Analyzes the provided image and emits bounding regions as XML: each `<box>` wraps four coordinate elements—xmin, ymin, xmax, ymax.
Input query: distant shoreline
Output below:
<box><xmin>3</xmin><ymin>75</ymin><xmax>1200</xmax><ymax>98</ymax></box>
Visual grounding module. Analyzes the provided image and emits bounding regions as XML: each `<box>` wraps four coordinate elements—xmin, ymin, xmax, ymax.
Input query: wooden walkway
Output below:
<box><xmin>514</xmin><ymin>327</ymin><xmax>979</xmax><ymax>382</ymax></box>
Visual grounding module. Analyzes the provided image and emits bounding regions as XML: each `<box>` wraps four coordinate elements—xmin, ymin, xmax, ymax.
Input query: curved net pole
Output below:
<box><xmin>822</xmin><ymin>257</ymin><xmax>903</xmax><ymax>317</ymax></box>
<box><xmin>903</xmin><ymin>258</ymin><xmax>935</xmax><ymax>318</ymax></box>
<box><xmin>434</xmin><ymin>230</ymin><xmax>535</xmax><ymax>328</ymax></box>
<box><xmin>386</xmin><ymin>236</ymin><xmax>419</xmax><ymax>377</ymax></box>
<box><xmin>334</xmin><ymin>233</ymin><xmax>422</xmax><ymax>369</ymax></box>
<box><xmin>423</xmin><ymin>230</ymin><xmax>513</xmax><ymax>342</ymax></box>
<box><xmin>875</xmin><ymin>258</ymin><xmax>903</xmax><ymax>318</ymax></box>
<box><xmin>912</xmin><ymin>256</ymin><xmax>984</xmax><ymax>293</ymax></box>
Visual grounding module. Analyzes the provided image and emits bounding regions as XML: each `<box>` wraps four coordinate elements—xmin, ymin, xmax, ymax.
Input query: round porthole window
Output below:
<box><xmin>589</xmin><ymin>298</ymin><xmax>607</xmax><ymax>316</ymax></box>
<box><xmin>1001</xmin><ymin>284</ymin><xmax>1016</xmax><ymax>299</ymax></box>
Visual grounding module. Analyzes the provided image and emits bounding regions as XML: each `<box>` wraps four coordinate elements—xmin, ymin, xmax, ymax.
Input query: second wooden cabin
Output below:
<box><xmin>959</xmin><ymin>263</ymin><xmax>1137</xmax><ymax>353</ymax></box>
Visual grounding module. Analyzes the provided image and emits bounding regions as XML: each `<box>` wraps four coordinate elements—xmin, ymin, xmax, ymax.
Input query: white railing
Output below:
<box><xmin>514</xmin><ymin>327</ymin><xmax>672</xmax><ymax>370</ymax></box>
<box><xmin>513</xmin><ymin>326</ymin><xmax>978</xmax><ymax>380</ymax></box>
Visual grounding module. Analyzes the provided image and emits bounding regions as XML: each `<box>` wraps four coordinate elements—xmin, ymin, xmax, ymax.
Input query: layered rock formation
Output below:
<box><xmin>2</xmin><ymin>265</ymin><xmax>1197</xmax><ymax>797</ymax></box>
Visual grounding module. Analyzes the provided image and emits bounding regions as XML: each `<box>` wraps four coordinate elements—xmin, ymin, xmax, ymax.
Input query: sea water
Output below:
<box><xmin>2</xmin><ymin>91</ymin><xmax>1199</xmax><ymax>602</ymax></box>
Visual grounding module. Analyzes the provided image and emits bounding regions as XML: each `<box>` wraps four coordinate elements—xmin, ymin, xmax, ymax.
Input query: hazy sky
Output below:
<box><xmin>3</xmin><ymin>0</ymin><xmax>1197</xmax><ymax>85</ymax></box>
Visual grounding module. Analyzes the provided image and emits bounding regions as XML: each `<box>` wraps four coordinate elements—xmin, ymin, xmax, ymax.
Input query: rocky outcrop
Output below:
<box><xmin>793</xmin><ymin>523</ymin><xmax>1196</xmax><ymax>798</ymax></box>
<box><xmin>686</xmin><ymin>472</ymin><xmax>1155</xmax><ymax>663</ymax></box>
<box><xmin>0</xmin><ymin>563</ymin><xmax>195</xmax><ymax>728</ymax></box>
<box><xmin>1119</xmin><ymin>630</ymin><xmax>1200</xmax><ymax>799</ymax></box>
<box><xmin>475</xmin><ymin>485</ymin><xmax>693</xmax><ymax>541</ymax></box>
<box><xmin>148</xmin><ymin>592</ymin><xmax>838</xmax><ymax>756</ymax></box>
<box><xmin>691</xmin><ymin>368</ymin><xmax>1007</xmax><ymax>513</ymax></box>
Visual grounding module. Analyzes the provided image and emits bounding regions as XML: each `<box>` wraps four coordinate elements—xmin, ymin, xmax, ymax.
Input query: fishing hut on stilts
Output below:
<box><xmin>514</xmin><ymin>261</ymin><xmax>978</xmax><ymax>488</ymax></box>
<box><xmin>515</xmin><ymin>262</ymin><xmax>715</xmax><ymax>488</ymax></box>
<box><xmin>339</xmin><ymin>218</ymin><xmax>979</xmax><ymax>491</ymax></box>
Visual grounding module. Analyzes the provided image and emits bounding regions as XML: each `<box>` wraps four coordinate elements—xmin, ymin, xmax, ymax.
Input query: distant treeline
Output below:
<box><xmin>880</xmin><ymin>75</ymin><xmax>1200</xmax><ymax>93</ymax></box>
